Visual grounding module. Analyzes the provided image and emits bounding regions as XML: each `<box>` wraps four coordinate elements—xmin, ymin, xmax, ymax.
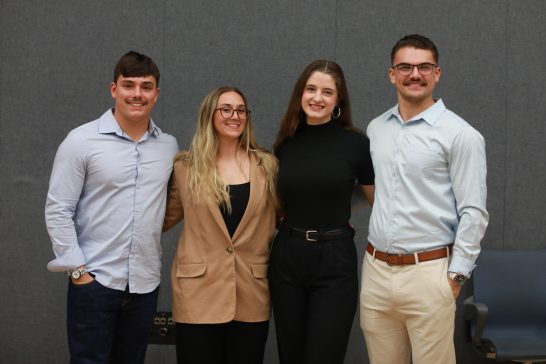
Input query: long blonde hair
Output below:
<box><xmin>176</xmin><ymin>86</ymin><xmax>278</xmax><ymax>212</ymax></box>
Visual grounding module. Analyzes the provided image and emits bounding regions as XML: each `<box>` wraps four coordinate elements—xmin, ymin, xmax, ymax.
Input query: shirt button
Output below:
<box><xmin>226</xmin><ymin>247</ymin><xmax>234</xmax><ymax>254</ymax></box>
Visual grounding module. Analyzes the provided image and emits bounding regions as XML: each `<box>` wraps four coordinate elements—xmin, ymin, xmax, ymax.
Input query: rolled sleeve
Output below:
<box><xmin>47</xmin><ymin>249</ymin><xmax>86</xmax><ymax>272</ymax></box>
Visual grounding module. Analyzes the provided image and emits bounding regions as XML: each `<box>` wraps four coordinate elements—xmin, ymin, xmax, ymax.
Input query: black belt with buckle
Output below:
<box><xmin>287</xmin><ymin>225</ymin><xmax>354</xmax><ymax>242</ymax></box>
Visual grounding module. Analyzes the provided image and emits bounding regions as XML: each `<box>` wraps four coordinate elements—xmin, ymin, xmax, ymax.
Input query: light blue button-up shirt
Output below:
<box><xmin>367</xmin><ymin>99</ymin><xmax>488</xmax><ymax>275</ymax></box>
<box><xmin>45</xmin><ymin>109</ymin><xmax>179</xmax><ymax>293</ymax></box>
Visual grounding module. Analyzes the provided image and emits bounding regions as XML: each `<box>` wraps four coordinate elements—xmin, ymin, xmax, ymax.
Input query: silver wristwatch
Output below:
<box><xmin>448</xmin><ymin>271</ymin><xmax>467</xmax><ymax>286</ymax></box>
<box><xmin>68</xmin><ymin>266</ymin><xmax>87</xmax><ymax>280</ymax></box>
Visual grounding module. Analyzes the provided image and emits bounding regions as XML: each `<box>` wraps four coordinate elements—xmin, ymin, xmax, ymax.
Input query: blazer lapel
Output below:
<box><xmin>232</xmin><ymin>153</ymin><xmax>265</xmax><ymax>242</ymax></box>
<box><xmin>205</xmin><ymin>194</ymin><xmax>232</xmax><ymax>243</ymax></box>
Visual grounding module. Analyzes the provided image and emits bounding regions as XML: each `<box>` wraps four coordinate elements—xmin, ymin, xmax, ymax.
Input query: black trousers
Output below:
<box><xmin>269</xmin><ymin>227</ymin><xmax>358</xmax><ymax>364</ymax></box>
<box><xmin>175</xmin><ymin>320</ymin><xmax>269</xmax><ymax>364</ymax></box>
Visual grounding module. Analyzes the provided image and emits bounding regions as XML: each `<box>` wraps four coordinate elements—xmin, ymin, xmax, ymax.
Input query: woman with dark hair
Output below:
<box><xmin>269</xmin><ymin>60</ymin><xmax>375</xmax><ymax>364</ymax></box>
<box><xmin>163</xmin><ymin>86</ymin><xmax>278</xmax><ymax>364</ymax></box>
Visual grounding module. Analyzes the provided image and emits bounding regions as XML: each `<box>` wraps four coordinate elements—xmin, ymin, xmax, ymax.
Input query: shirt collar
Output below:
<box><xmin>98</xmin><ymin>108</ymin><xmax>159</xmax><ymax>137</ymax></box>
<box><xmin>388</xmin><ymin>99</ymin><xmax>446</xmax><ymax>126</ymax></box>
<box><xmin>147</xmin><ymin>119</ymin><xmax>160</xmax><ymax>136</ymax></box>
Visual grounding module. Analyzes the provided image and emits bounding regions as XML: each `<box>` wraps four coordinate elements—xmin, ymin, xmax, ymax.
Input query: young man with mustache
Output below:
<box><xmin>360</xmin><ymin>34</ymin><xmax>489</xmax><ymax>364</ymax></box>
<box><xmin>45</xmin><ymin>51</ymin><xmax>178</xmax><ymax>364</ymax></box>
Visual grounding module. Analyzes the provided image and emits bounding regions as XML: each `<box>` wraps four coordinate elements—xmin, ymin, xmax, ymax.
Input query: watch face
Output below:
<box><xmin>449</xmin><ymin>273</ymin><xmax>466</xmax><ymax>286</ymax></box>
<box><xmin>71</xmin><ymin>270</ymin><xmax>81</xmax><ymax>279</ymax></box>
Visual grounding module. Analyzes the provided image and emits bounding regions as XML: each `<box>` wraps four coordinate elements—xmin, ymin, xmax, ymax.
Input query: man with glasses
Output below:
<box><xmin>359</xmin><ymin>34</ymin><xmax>489</xmax><ymax>364</ymax></box>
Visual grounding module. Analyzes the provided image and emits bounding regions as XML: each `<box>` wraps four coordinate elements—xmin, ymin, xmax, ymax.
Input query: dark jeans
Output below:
<box><xmin>175</xmin><ymin>320</ymin><xmax>269</xmax><ymax>364</ymax></box>
<box><xmin>269</xmin><ymin>227</ymin><xmax>358</xmax><ymax>364</ymax></box>
<box><xmin>67</xmin><ymin>279</ymin><xmax>159</xmax><ymax>364</ymax></box>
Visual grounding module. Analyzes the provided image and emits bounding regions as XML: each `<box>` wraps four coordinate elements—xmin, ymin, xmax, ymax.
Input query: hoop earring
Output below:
<box><xmin>332</xmin><ymin>106</ymin><xmax>341</xmax><ymax>119</ymax></box>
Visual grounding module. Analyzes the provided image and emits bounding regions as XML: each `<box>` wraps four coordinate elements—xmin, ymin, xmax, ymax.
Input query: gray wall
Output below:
<box><xmin>1</xmin><ymin>0</ymin><xmax>545</xmax><ymax>363</ymax></box>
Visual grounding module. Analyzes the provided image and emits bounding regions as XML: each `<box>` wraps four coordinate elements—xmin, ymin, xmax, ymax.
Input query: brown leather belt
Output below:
<box><xmin>366</xmin><ymin>243</ymin><xmax>453</xmax><ymax>265</ymax></box>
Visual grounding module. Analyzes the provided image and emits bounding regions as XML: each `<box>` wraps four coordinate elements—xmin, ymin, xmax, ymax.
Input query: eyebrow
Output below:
<box><xmin>306</xmin><ymin>84</ymin><xmax>336</xmax><ymax>92</ymax></box>
<box><xmin>120</xmin><ymin>80</ymin><xmax>156</xmax><ymax>87</ymax></box>
<box><xmin>218</xmin><ymin>103</ymin><xmax>246</xmax><ymax>108</ymax></box>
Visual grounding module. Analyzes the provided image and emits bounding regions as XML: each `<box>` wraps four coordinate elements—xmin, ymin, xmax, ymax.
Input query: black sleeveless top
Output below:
<box><xmin>220</xmin><ymin>182</ymin><xmax>250</xmax><ymax>237</ymax></box>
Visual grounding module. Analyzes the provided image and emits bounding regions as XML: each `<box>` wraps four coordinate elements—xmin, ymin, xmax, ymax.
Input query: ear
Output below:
<box><xmin>110</xmin><ymin>81</ymin><xmax>117</xmax><ymax>99</ymax></box>
<box><xmin>388</xmin><ymin>67</ymin><xmax>396</xmax><ymax>85</ymax></box>
<box><xmin>434</xmin><ymin>66</ymin><xmax>441</xmax><ymax>82</ymax></box>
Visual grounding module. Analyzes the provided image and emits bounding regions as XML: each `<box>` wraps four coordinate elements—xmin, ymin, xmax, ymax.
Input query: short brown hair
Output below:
<box><xmin>113</xmin><ymin>51</ymin><xmax>160</xmax><ymax>86</ymax></box>
<box><xmin>391</xmin><ymin>34</ymin><xmax>439</xmax><ymax>64</ymax></box>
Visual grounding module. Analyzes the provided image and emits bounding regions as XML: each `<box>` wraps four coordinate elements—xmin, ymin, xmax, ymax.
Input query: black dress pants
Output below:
<box><xmin>175</xmin><ymin>320</ymin><xmax>269</xmax><ymax>364</ymax></box>
<box><xmin>269</xmin><ymin>227</ymin><xmax>358</xmax><ymax>364</ymax></box>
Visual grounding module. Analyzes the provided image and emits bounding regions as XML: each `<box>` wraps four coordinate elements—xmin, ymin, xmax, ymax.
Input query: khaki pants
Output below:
<box><xmin>360</xmin><ymin>251</ymin><xmax>456</xmax><ymax>364</ymax></box>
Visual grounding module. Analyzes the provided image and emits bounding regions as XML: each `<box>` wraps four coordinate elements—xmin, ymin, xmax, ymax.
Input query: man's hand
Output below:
<box><xmin>447</xmin><ymin>277</ymin><xmax>462</xmax><ymax>299</ymax></box>
<box><xmin>71</xmin><ymin>272</ymin><xmax>94</xmax><ymax>285</ymax></box>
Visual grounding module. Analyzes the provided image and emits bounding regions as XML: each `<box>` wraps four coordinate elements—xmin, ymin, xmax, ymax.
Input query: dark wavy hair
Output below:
<box><xmin>274</xmin><ymin>59</ymin><xmax>352</xmax><ymax>151</ymax></box>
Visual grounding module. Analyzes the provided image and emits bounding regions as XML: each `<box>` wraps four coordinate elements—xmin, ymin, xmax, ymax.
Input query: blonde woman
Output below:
<box><xmin>163</xmin><ymin>86</ymin><xmax>278</xmax><ymax>364</ymax></box>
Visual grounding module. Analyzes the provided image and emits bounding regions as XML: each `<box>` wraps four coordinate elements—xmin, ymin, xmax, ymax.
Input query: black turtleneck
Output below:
<box><xmin>275</xmin><ymin>121</ymin><xmax>374</xmax><ymax>228</ymax></box>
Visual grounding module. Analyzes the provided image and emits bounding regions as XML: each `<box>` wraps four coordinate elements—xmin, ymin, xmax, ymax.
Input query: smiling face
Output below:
<box><xmin>389</xmin><ymin>46</ymin><xmax>440</xmax><ymax>106</ymax></box>
<box><xmin>301</xmin><ymin>71</ymin><xmax>339</xmax><ymax>125</ymax></box>
<box><xmin>110</xmin><ymin>75</ymin><xmax>159</xmax><ymax>126</ymax></box>
<box><xmin>213</xmin><ymin>91</ymin><xmax>248</xmax><ymax>142</ymax></box>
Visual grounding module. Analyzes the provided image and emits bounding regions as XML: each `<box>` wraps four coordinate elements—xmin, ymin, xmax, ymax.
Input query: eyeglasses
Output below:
<box><xmin>215</xmin><ymin>106</ymin><xmax>250</xmax><ymax>120</ymax></box>
<box><xmin>392</xmin><ymin>63</ymin><xmax>437</xmax><ymax>75</ymax></box>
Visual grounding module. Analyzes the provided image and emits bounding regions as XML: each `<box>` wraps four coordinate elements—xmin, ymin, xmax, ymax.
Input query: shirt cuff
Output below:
<box><xmin>448</xmin><ymin>254</ymin><xmax>475</xmax><ymax>277</ymax></box>
<box><xmin>47</xmin><ymin>249</ymin><xmax>86</xmax><ymax>272</ymax></box>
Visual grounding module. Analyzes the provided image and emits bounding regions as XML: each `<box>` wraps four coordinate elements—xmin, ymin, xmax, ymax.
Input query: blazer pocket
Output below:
<box><xmin>251</xmin><ymin>264</ymin><xmax>268</xmax><ymax>279</ymax></box>
<box><xmin>176</xmin><ymin>263</ymin><xmax>207</xmax><ymax>278</ymax></box>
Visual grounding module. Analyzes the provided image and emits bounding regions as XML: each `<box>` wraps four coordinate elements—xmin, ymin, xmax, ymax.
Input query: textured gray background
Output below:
<box><xmin>1</xmin><ymin>0</ymin><xmax>545</xmax><ymax>363</ymax></box>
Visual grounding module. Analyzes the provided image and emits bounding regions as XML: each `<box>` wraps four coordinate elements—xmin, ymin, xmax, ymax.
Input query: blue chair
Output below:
<box><xmin>464</xmin><ymin>249</ymin><xmax>546</xmax><ymax>364</ymax></box>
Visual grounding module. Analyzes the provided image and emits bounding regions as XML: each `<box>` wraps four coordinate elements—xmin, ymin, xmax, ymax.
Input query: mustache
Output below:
<box><xmin>402</xmin><ymin>80</ymin><xmax>427</xmax><ymax>86</ymax></box>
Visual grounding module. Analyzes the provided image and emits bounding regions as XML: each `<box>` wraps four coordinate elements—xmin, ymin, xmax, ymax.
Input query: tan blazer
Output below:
<box><xmin>163</xmin><ymin>153</ymin><xmax>276</xmax><ymax>324</ymax></box>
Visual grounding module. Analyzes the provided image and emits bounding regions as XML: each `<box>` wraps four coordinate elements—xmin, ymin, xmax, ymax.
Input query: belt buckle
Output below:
<box><xmin>305</xmin><ymin>230</ymin><xmax>318</xmax><ymax>242</ymax></box>
<box><xmin>386</xmin><ymin>253</ymin><xmax>402</xmax><ymax>266</ymax></box>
